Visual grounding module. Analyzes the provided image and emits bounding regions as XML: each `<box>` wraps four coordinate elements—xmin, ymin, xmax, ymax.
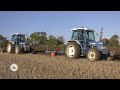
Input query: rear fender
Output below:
<box><xmin>9</xmin><ymin>41</ymin><xmax>14</xmax><ymax>44</ymax></box>
<box><xmin>68</xmin><ymin>40</ymin><xmax>83</xmax><ymax>50</ymax></box>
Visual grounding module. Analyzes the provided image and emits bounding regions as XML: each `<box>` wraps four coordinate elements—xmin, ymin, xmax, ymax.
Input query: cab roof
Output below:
<box><xmin>71</xmin><ymin>28</ymin><xmax>94</xmax><ymax>32</ymax></box>
<box><xmin>11</xmin><ymin>33</ymin><xmax>25</xmax><ymax>36</ymax></box>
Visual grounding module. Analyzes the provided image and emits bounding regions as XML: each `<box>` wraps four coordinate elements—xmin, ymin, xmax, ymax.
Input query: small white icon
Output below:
<box><xmin>10</xmin><ymin>63</ymin><xmax>18</xmax><ymax>72</ymax></box>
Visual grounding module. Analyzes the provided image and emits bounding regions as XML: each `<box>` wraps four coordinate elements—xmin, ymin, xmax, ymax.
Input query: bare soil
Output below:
<box><xmin>0</xmin><ymin>53</ymin><xmax>120</xmax><ymax>79</ymax></box>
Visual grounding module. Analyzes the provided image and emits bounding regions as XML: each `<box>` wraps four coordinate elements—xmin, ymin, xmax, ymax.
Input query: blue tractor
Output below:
<box><xmin>65</xmin><ymin>27</ymin><xmax>109</xmax><ymax>61</ymax></box>
<box><xmin>7</xmin><ymin>33</ymin><xmax>32</xmax><ymax>54</ymax></box>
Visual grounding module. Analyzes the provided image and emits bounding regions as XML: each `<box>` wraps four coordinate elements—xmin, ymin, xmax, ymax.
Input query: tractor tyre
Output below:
<box><xmin>31</xmin><ymin>50</ymin><xmax>37</xmax><ymax>54</ymax></box>
<box><xmin>28</xmin><ymin>46</ymin><xmax>32</xmax><ymax>53</ymax></box>
<box><xmin>7</xmin><ymin>42</ymin><xmax>14</xmax><ymax>53</ymax></box>
<box><xmin>15</xmin><ymin>45</ymin><xmax>22</xmax><ymax>54</ymax></box>
<box><xmin>107</xmin><ymin>56</ymin><xmax>114</xmax><ymax>61</ymax></box>
<box><xmin>87</xmin><ymin>48</ymin><xmax>100</xmax><ymax>61</ymax></box>
<box><xmin>65</xmin><ymin>42</ymin><xmax>80</xmax><ymax>59</ymax></box>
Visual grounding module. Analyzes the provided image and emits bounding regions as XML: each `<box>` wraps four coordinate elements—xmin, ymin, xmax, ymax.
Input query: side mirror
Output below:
<box><xmin>95</xmin><ymin>32</ymin><xmax>98</xmax><ymax>39</ymax></box>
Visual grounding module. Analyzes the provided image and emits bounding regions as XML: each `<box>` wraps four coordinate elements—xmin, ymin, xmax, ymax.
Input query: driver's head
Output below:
<box><xmin>81</xmin><ymin>30</ymin><xmax>84</xmax><ymax>33</ymax></box>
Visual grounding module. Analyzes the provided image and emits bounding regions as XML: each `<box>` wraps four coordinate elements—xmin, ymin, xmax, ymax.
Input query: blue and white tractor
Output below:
<box><xmin>7</xmin><ymin>33</ymin><xmax>32</xmax><ymax>54</ymax></box>
<box><xmin>65</xmin><ymin>27</ymin><xmax>111</xmax><ymax>61</ymax></box>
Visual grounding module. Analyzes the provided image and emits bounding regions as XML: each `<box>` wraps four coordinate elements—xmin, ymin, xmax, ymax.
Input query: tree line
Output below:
<box><xmin>0</xmin><ymin>35</ymin><xmax>8</xmax><ymax>47</ymax></box>
<box><xmin>0</xmin><ymin>32</ymin><xmax>120</xmax><ymax>48</ymax></box>
<box><xmin>27</xmin><ymin>32</ymin><xmax>65</xmax><ymax>46</ymax></box>
<box><xmin>103</xmin><ymin>34</ymin><xmax>120</xmax><ymax>47</ymax></box>
<box><xmin>0</xmin><ymin>32</ymin><xmax>65</xmax><ymax>48</ymax></box>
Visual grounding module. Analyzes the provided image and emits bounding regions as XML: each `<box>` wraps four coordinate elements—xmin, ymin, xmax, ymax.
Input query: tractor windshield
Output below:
<box><xmin>17</xmin><ymin>35</ymin><xmax>26</xmax><ymax>42</ymax></box>
<box><xmin>71</xmin><ymin>31</ymin><xmax>78</xmax><ymax>40</ymax></box>
<box><xmin>11</xmin><ymin>35</ymin><xmax>26</xmax><ymax>42</ymax></box>
<box><xmin>86</xmin><ymin>31</ymin><xmax>95</xmax><ymax>41</ymax></box>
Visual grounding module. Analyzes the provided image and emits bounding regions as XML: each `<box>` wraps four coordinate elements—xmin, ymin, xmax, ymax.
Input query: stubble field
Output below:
<box><xmin>0</xmin><ymin>53</ymin><xmax>120</xmax><ymax>79</ymax></box>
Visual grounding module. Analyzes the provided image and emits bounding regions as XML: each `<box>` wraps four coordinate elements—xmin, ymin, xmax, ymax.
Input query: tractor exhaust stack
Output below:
<box><xmin>99</xmin><ymin>28</ymin><xmax>103</xmax><ymax>41</ymax></box>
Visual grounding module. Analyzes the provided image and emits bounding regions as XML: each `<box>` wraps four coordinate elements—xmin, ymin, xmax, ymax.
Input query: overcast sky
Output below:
<box><xmin>0</xmin><ymin>11</ymin><xmax>120</xmax><ymax>44</ymax></box>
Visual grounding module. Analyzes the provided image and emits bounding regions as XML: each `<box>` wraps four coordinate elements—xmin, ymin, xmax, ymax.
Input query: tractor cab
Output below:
<box><xmin>11</xmin><ymin>33</ymin><xmax>26</xmax><ymax>45</ymax></box>
<box><xmin>71</xmin><ymin>28</ymin><xmax>95</xmax><ymax>41</ymax></box>
<box><xmin>71</xmin><ymin>28</ymin><xmax>96</xmax><ymax>51</ymax></box>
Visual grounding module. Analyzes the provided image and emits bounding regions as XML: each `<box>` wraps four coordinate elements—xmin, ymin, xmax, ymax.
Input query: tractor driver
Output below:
<box><xmin>78</xmin><ymin>30</ymin><xmax>84</xmax><ymax>47</ymax></box>
<box><xmin>78</xmin><ymin>30</ymin><xmax>84</xmax><ymax>41</ymax></box>
<box><xmin>17</xmin><ymin>37</ymin><xmax>21</xmax><ymax>41</ymax></box>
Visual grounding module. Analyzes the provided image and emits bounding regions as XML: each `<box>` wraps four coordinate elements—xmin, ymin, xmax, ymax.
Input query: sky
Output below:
<box><xmin>0</xmin><ymin>11</ymin><xmax>120</xmax><ymax>44</ymax></box>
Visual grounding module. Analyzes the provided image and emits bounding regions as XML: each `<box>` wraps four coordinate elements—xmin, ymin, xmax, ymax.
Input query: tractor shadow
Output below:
<box><xmin>100</xmin><ymin>55</ymin><xmax>120</xmax><ymax>61</ymax></box>
<box><xmin>113</xmin><ymin>55</ymin><xmax>120</xmax><ymax>61</ymax></box>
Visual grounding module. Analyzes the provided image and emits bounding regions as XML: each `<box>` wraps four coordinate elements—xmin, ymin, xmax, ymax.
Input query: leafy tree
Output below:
<box><xmin>39</xmin><ymin>32</ymin><xmax>47</xmax><ymax>45</ymax></box>
<box><xmin>102</xmin><ymin>38</ymin><xmax>109</xmax><ymax>45</ymax></box>
<box><xmin>109</xmin><ymin>34</ymin><xmax>119</xmax><ymax>46</ymax></box>
<box><xmin>28</xmin><ymin>32</ymin><xmax>47</xmax><ymax>45</ymax></box>
<box><xmin>28</xmin><ymin>32</ymin><xmax>40</xmax><ymax>45</ymax></box>
<box><xmin>0</xmin><ymin>35</ymin><xmax>8</xmax><ymax>41</ymax></box>
<box><xmin>56</xmin><ymin>36</ymin><xmax>64</xmax><ymax>45</ymax></box>
<box><xmin>47</xmin><ymin>35</ymin><xmax>57</xmax><ymax>46</ymax></box>
<box><xmin>40</xmin><ymin>32</ymin><xmax>47</xmax><ymax>37</ymax></box>
<box><xmin>39</xmin><ymin>36</ymin><xmax>47</xmax><ymax>45</ymax></box>
<box><xmin>0</xmin><ymin>34</ymin><xmax>8</xmax><ymax>47</ymax></box>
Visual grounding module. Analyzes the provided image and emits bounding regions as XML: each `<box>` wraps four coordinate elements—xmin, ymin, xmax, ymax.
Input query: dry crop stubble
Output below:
<box><xmin>0</xmin><ymin>53</ymin><xmax>120</xmax><ymax>79</ymax></box>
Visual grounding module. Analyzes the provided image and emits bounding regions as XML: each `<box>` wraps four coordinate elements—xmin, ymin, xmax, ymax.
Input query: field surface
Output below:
<box><xmin>0</xmin><ymin>53</ymin><xmax>120</xmax><ymax>79</ymax></box>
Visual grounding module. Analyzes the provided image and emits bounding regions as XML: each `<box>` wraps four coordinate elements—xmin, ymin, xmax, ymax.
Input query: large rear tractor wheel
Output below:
<box><xmin>15</xmin><ymin>45</ymin><xmax>22</xmax><ymax>54</ymax></box>
<box><xmin>87</xmin><ymin>48</ymin><xmax>100</xmax><ymax>61</ymax></box>
<box><xmin>7</xmin><ymin>42</ymin><xmax>14</xmax><ymax>53</ymax></box>
<box><xmin>65</xmin><ymin>42</ymin><xmax>81</xmax><ymax>59</ymax></box>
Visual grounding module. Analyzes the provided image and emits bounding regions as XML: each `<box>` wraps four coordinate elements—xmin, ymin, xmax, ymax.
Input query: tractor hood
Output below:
<box><xmin>89</xmin><ymin>41</ymin><xmax>106</xmax><ymax>50</ymax></box>
<box><xmin>89</xmin><ymin>41</ymin><xmax>103</xmax><ymax>47</ymax></box>
<box><xmin>19</xmin><ymin>42</ymin><xmax>29</xmax><ymax>45</ymax></box>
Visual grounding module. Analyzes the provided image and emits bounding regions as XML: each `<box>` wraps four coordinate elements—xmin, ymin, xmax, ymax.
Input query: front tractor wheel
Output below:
<box><xmin>65</xmin><ymin>42</ymin><xmax>80</xmax><ymax>59</ymax></box>
<box><xmin>15</xmin><ymin>45</ymin><xmax>22</xmax><ymax>54</ymax></box>
<box><xmin>87</xmin><ymin>48</ymin><xmax>100</xmax><ymax>61</ymax></box>
<box><xmin>7</xmin><ymin>42</ymin><xmax>14</xmax><ymax>53</ymax></box>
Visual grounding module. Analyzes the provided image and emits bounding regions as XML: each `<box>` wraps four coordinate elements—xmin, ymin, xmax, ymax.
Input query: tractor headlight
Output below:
<box><xmin>27</xmin><ymin>45</ymin><xmax>30</xmax><ymax>48</ymax></box>
<box><xmin>101</xmin><ymin>46</ymin><xmax>107</xmax><ymax>50</ymax></box>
